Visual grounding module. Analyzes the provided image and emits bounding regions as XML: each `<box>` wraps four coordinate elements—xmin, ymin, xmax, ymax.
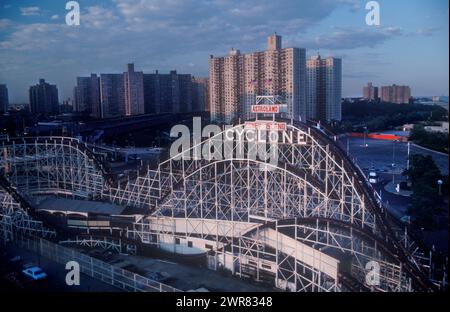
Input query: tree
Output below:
<box><xmin>404</xmin><ymin>154</ymin><xmax>441</xmax><ymax>185</ymax></box>
<box><xmin>410</xmin><ymin>125</ymin><xmax>449</xmax><ymax>154</ymax></box>
<box><xmin>341</xmin><ymin>100</ymin><xmax>448</xmax><ymax>132</ymax></box>
<box><xmin>403</xmin><ymin>155</ymin><xmax>447</xmax><ymax>230</ymax></box>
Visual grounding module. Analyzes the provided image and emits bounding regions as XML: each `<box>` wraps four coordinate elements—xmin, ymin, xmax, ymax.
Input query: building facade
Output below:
<box><xmin>209</xmin><ymin>34</ymin><xmax>306</xmax><ymax>124</ymax></box>
<box><xmin>0</xmin><ymin>84</ymin><xmax>8</xmax><ymax>113</ymax></box>
<box><xmin>73</xmin><ymin>74</ymin><xmax>101</xmax><ymax>118</ymax></box>
<box><xmin>191</xmin><ymin>77</ymin><xmax>209</xmax><ymax>112</ymax></box>
<box><xmin>363</xmin><ymin>82</ymin><xmax>379</xmax><ymax>101</ymax></box>
<box><xmin>306</xmin><ymin>55</ymin><xmax>342</xmax><ymax>122</ymax></box>
<box><xmin>73</xmin><ymin>64</ymin><xmax>207</xmax><ymax>119</ymax></box>
<box><xmin>143</xmin><ymin>70</ymin><xmax>194</xmax><ymax>114</ymax></box>
<box><xmin>380</xmin><ymin>84</ymin><xmax>411</xmax><ymax>104</ymax></box>
<box><xmin>124</xmin><ymin>63</ymin><xmax>145</xmax><ymax>116</ymax></box>
<box><xmin>100</xmin><ymin>74</ymin><xmax>125</xmax><ymax>118</ymax></box>
<box><xmin>29</xmin><ymin>79</ymin><xmax>59</xmax><ymax>115</ymax></box>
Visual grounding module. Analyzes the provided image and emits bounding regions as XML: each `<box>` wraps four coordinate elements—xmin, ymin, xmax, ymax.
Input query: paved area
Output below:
<box><xmin>338</xmin><ymin>137</ymin><xmax>449</xmax><ymax>175</ymax></box>
<box><xmin>371</xmin><ymin>175</ymin><xmax>410</xmax><ymax>219</ymax></box>
<box><xmin>339</xmin><ymin>137</ymin><xmax>449</xmax><ymax>254</ymax></box>
<box><xmin>384</xmin><ymin>181</ymin><xmax>412</xmax><ymax>197</ymax></box>
<box><xmin>100</xmin><ymin>253</ymin><xmax>276</xmax><ymax>292</ymax></box>
<box><xmin>1</xmin><ymin>244</ymin><xmax>119</xmax><ymax>292</ymax></box>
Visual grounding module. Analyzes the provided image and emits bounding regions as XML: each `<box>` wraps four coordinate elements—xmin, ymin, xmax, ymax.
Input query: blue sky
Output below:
<box><xmin>0</xmin><ymin>0</ymin><xmax>448</xmax><ymax>103</ymax></box>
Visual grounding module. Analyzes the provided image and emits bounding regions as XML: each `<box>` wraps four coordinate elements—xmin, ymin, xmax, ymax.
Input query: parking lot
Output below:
<box><xmin>339</xmin><ymin>136</ymin><xmax>449</xmax><ymax>254</ymax></box>
<box><xmin>0</xmin><ymin>244</ymin><xmax>119</xmax><ymax>292</ymax></box>
<box><xmin>338</xmin><ymin>137</ymin><xmax>449</xmax><ymax>175</ymax></box>
<box><xmin>1</xmin><ymin>240</ymin><xmax>276</xmax><ymax>292</ymax></box>
<box><xmin>80</xmin><ymin>247</ymin><xmax>275</xmax><ymax>292</ymax></box>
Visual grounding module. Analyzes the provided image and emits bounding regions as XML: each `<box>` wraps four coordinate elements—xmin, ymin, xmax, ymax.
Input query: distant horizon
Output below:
<box><xmin>5</xmin><ymin>93</ymin><xmax>449</xmax><ymax>106</ymax></box>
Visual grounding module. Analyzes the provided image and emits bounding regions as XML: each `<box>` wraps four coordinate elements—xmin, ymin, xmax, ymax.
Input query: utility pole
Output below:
<box><xmin>392</xmin><ymin>140</ymin><xmax>396</xmax><ymax>184</ymax></box>
<box><xmin>438</xmin><ymin>180</ymin><xmax>443</xmax><ymax>196</ymax></box>
<box><xmin>347</xmin><ymin>137</ymin><xmax>349</xmax><ymax>156</ymax></box>
<box><xmin>406</xmin><ymin>141</ymin><xmax>410</xmax><ymax>170</ymax></box>
<box><xmin>363</xmin><ymin>128</ymin><xmax>366</xmax><ymax>147</ymax></box>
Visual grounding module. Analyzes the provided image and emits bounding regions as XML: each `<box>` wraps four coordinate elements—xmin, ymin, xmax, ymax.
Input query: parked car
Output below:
<box><xmin>22</xmin><ymin>266</ymin><xmax>47</xmax><ymax>281</ymax></box>
<box><xmin>368</xmin><ymin>170</ymin><xmax>378</xmax><ymax>184</ymax></box>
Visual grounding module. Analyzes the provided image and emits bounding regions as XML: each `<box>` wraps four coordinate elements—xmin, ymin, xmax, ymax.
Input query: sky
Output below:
<box><xmin>0</xmin><ymin>0</ymin><xmax>448</xmax><ymax>103</ymax></box>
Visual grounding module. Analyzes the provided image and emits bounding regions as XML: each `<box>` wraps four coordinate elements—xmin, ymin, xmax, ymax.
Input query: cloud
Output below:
<box><xmin>51</xmin><ymin>15</ymin><xmax>60</xmax><ymax>20</ymax></box>
<box><xmin>336</xmin><ymin>0</ymin><xmax>361</xmax><ymax>12</ymax></box>
<box><xmin>0</xmin><ymin>0</ymin><xmax>372</xmax><ymax>101</ymax></box>
<box><xmin>110</xmin><ymin>0</ymin><xmax>357</xmax><ymax>49</ymax></box>
<box><xmin>81</xmin><ymin>6</ymin><xmax>120</xmax><ymax>28</ymax></box>
<box><xmin>20</xmin><ymin>6</ymin><xmax>41</xmax><ymax>16</ymax></box>
<box><xmin>3</xmin><ymin>1</ymin><xmax>363</xmax><ymax>59</ymax></box>
<box><xmin>1</xmin><ymin>0</ymin><xmax>444</xmax><ymax>102</ymax></box>
<box><xmin>293</xmin><ymin>26</ymin><xmax>404</xmax><ymax>50</ymax></box>
<box><xmin>414</xmin><ymin>27</ymin><xmax>440</xmax><ymax>37</ymax></box>
<box><xmin>0</xmin><ymin>19</ymin><xmax>12</xmax><ymax>29</ymax></box>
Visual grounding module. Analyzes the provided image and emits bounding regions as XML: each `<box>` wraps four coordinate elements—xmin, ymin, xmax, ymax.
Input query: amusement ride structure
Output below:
<box><xmin>0</xmin><ymin>96</ymin><xmax>444</xmax><ymax>292</ymax></box>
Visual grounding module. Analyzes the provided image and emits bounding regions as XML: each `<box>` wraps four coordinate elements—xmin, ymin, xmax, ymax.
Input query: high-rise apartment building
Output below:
<box><xmin>29</xmin><ymin>79</ymin><xmax>59</xmax><ymax>115</ymax></box>
<box><xmin>124</xmin><ymin>63</ymin><xmax>145</xmax><ymax>116</ymax></box>
<box><xmin>143</xmin><ymin>70</ymin><xmax>193</xmax><ymax>114</ymax></box>
<box><xmin>306</xmin><ymin>55</ymin><xmax>342</xmax><ymax>121</ymax></box>
<box><xmin>178</xmin><ymin>73</ymin><xmax>192</xmax><ymax>113</ymax></box>
<box><xmin>363</xmin><ymin>82</ymin><xmax>379</xmax><ymax>101</ymax></box>
<box><xmin>0</xmin><ymin>84</ymin><xmax>9</xmax><ymax>113</ymax></box>
<box><xmin>192</xmin><ymin>77</ymin><xmax>209</xmax><ymax>112</ymax></box>
<box><xmin>100</xmin><ymin>74</ymin><xmax>125</xmax><ymax>118</ymax></box>
<box><xmin>380</xmin><ymin>84</ymin><xmax>411</xmax><ymax>104</ymax></box>
<box><xmin>74</xmin><ymin>64</ymin><xmax>205</xmax><ymax>119</ymax></box>
<box><xmin>73</xmin><ymin>74</ymin><xmax>101</xmax><ymax>118</ymax></box>
<box><xmin>209</xmin><ymin>34</ymin><xmax>306</xmax><ymax>123</ymax></box>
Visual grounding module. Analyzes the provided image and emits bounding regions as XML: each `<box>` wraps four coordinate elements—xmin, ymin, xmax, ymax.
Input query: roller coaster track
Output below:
<box><xmin>301</xmin><ymin>120</ymin><xmax>435</xmax><ymax>291</ymax></box>
<box><xmin>151</xmin><ymin>119</ymin><xmax>435</xmax><ymax>291</ymax></box>
<box><xmin>0</xmin><ymin>120</ymin><xmax>438</xmax><ymax>291</ymax></box>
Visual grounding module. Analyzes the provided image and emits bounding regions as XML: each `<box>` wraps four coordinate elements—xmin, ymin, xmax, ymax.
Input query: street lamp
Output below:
<box><xmin>391</xmin><ymin>140</ymin><xmax>397</xmax><ymax>184</ymax></box>
<box><xmin>437</xmin><ymin>179</ymin><xmax>443</xmax><ymax>196</ymax></box>
<box><xmin>406</xmin><ymin>141</ymin><xmax>411</xmax><ymax>171</ymax></box>
<box><xmin>363</xmin><ymin>126</ymin><xmax>368</xmax><ymax>148</ymax></box>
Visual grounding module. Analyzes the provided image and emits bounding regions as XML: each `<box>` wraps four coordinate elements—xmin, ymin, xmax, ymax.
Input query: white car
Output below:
<box><xmin>22</xmin><ymin>266</ymin><xmax>47</xmax><ymax>281</ymax></box>
<box><xmin>368</xmin><ymin>171</ymin><xmax>378</xmax><ymax>184</ymax></box>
